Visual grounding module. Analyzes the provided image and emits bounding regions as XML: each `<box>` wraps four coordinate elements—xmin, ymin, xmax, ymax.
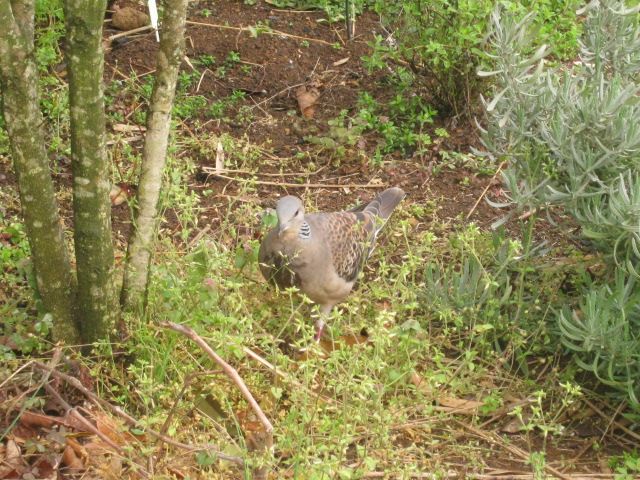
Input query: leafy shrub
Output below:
<box><xmin>420</xmin><ymin>225</ymin><xmax>563</xmax><ymax>365</ymax></box>
<box><xmin>481</xmin><ymin>1</ymin><xmax>640</xmax><ymax>408</ymax></box>
<box><xmin>35</xmin><ymin>0</ymin><xmax>65</xmax><ymax>71</ymax></box>
<box><xmin>367</xmin><ymin>0</ymin><xmax>581</xmax><ymax>115</ymax></box>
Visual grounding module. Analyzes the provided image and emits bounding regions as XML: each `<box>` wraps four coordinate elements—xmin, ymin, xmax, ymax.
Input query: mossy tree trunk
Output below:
<box><xmin>121</xmin><ymin>0</ymin><xmax>189</xmax><ymax>313</ymax></box>
<box><xmin>64</xmin><ymin>0</ymin><xmax>118</xmax><ymax>342</ymax></box>
<box><xmin>0</xmin><ymin>0</ymin><xmax>80</xmax><ymax>343</ymax></box>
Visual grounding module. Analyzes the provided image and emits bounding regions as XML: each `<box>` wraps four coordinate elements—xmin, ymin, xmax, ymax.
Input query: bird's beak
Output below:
<box><xmin>278</xmin><ymin>223</ymin><xmax>289</xmax><ymax>237</ymax></box>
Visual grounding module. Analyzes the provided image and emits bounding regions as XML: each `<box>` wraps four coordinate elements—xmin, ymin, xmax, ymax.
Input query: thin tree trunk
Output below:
<box><xmin>121</xmin><ymin>0</ymin><xmax>189</xmax><ymax>313</ymax></box>
<box><xmin>64</xmin><ymin>0</ymin><xmax>118</xmax><ymax>342</ymax></box>
<box><xmin>10</xmin><ymin>0</ymin><xmax>34</xmax><ymax>48</ymax></box>
<box><xmin>0</xmin><ymin>0</ymin><xmax>80</xmax><ymax>343</ymax></box>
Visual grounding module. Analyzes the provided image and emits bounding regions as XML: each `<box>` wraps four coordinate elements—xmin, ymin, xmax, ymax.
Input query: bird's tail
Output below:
<box><xmin>361</xmin><ymin>187</ymin><xmax>405</xmax><ymax>255</ymax></box>
<box><xmin>363</xmin><ymin>187</ymin><xmax>405</xmax><ymax>222</ymax></box>
<box><xmin>354</xmin><ymin>187</ymin><xmax>405</xmax><ymax>261</ymax></box>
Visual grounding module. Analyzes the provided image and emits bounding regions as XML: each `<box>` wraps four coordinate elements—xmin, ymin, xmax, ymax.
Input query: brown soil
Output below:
<box><xmin>103</xmin><ymin>0</ymin><xmax>501</xmax><ymax>243</ymax></box>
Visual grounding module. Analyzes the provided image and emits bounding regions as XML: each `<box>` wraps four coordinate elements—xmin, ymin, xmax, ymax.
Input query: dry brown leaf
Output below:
<box><xmin>167</xmin><ymin>466</ymin><xmax>187</xmax><ymax>479</ymax></box>
<box><xmin>296</xmin><ymin>84</ymin><xmax>321</xmax><ymax>119</ymax></box>
<box><xmin>66</xmin><ymin>437</ymin><xmax>88</xmax><ymax>461</ymax></box>
<box><xmin>20</xmin><ymin>411</ymin><xmax>61</xmax><ymax>429</ymax></box>
<box><xmin>438</xmin><ymin>396</ymin><xmax>484</xmax><ymax>412</ymax></box>
<box><xmin>109</xmin><ymin>183</ymin><xmax>134</xmax><ymax>206</ymax></box>
<box><xmin>215</xmin><ymin>140</ymin><xmax>225</xmax><ymax>174</ymax></box>
<box><xmin>95</xmin><ymin>413</ymin><xmax>136</xmax><ymax>446</ymax></box>
<box><xmin>410</xmin><ymin>371</ymin><xmax>433</xmax><ymax>396</ymax></box>
<box><xmin>0</xmin><ymin>439</ymin><xmax>24</xmax><ymax>478</ymax></box>
<box><xmin>83</xmin><ymin>439</ymin><xmax>113</xmax><ymax>457</ymax></box>
<box><xmin>0</xmin><ymin>335</ymin><xmax>19</xmax><ymax>350</ymax></box>
<box><xmin>31</xmin><ymin>455</ymin><xmax>57</xmax><ymax>480</ymax></box>
<box><xmin>332</xmin><ymin>57</ymin><xmax>350</xmax><ymax>66</ymax></box>
<box><xmin>62</xmin><ymin>445</ymin><xmax>84</xmax><ymax>471</ymax></box>
<box><xmin>411</xmin><ymin>371</ymin><xmax>483</xmax><ymax>414</ymax></box>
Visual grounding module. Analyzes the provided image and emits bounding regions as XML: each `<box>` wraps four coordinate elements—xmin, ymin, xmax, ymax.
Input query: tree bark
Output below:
<box><xmin>64</xmin><ymin>0</ymin><xmax>118</xmax><ymax>342</ymax></box>
<box><xmin>121</xmin><ymin>0</ymin><xmax>189</xmax><ymax>312</ymax></box>
<box><xmin>10</xmin><ymin>0</ymin><xmax>34</xmax><ymax>50</ymax></box>
<box><xmin>0</xmin><ymin>0</ymin><xmax>80</xmax><ymax>343</ymax></box>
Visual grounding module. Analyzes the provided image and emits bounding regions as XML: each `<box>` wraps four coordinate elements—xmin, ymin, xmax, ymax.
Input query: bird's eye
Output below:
<box><xmin>295</xmin><ymin>209</ymin><xmax>300</xmax><ymax>216</ymax></box>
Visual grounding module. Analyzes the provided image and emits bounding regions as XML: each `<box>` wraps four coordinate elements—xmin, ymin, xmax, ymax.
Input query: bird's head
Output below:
<box><xmin>275</xmin><ymin>195</ymin><xmax>305</xmax><ymax>237</ymax></box>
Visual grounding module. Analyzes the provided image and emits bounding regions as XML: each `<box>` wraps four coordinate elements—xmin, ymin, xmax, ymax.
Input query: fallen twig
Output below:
<box><xmin>200</xmin><ymin>168</ymin><xmax>384</xmax><ymax>189</ymax></box>
<box><xmin>251</xmin><ymin>82</ymin><xmax>304</xmax><ymax>108</ymax></box>
<box><xmin>466</xmin><ymin>160</ymin><xmax>507</xmax><ymax>219</ymax></box>
<box><xmin>161</xmin><ymin>322</ymin><xmax>273</xmax><ymax>478</ymax></box>
<box><xmin>583</xmin><ymin>396</ymin><xmax>640</xmax><ymax>443</ymax></box>
<box><xmin>243</xmin><ymin>346</ymin><xmax>335</xmax><ymax>405</ymax></box>
<box><xmin>454</xmin><ymin>419</ymin><xmax>572</xmax><ymax>480</ymax></box>
<box><xmin>1</xmin><ymin>350</ymin><xmax>62</xmax><ymax>440</ymax></box>
<box><xmin>33</xmin><ymin>361</ymin><xmax>244</xmax><ymax>466</ymax></box>
<box><xmin>43</xmin><ymin>384</ymin><xmax>125</xmax><ymax>454</ymax></box>
<box><xmin>106</xmin><ymin>24</ymin><xmax>154</xmax><ymax>43</ymax></box>
<box><xmin>0</xmin><ymin>360</ymin><xmax>35</xmax><ymax>390</ymax></box>
<box><xmin>203</xmin><ymin>167</ymin><xmax>329</xmax><ymax>178</ymax></box>
<box><xmin>162</xmin><ymin>322</ymin><xmax>273</xmax><ymax>435</ymax></box>
<box><xmin>186</xmin><ymin>20</ymin><xmax>334</xmax><ymax>46</ymax></box>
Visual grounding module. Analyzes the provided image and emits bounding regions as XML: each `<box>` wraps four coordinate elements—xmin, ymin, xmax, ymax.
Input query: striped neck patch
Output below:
<box><xmin>299</xmin><ymin>221</ymin><xmax>311</xmax><ymax>239</ymax></box>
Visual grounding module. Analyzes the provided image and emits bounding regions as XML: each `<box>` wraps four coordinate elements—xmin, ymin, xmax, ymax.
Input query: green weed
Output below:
<box><xmin>367</xmin><ymin>0</ymin><xmax>581</xmax><ymax>115</ymax></box>
<box><xmin>206</xmin><ymin>90</ymin><xmax>247</xmax><ymax>120</ymax></box>
<box><xmin>609</xmin><ymin>450</ymin><xmax>640</xmax><ymax>479</ymax></box>
<box><xmin>261</xmin><ymin>0</ymin><xmax>369</xmax><ymax>23</ymax></box>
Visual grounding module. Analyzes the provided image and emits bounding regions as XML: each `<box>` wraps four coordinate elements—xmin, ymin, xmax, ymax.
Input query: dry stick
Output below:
<box><xmin>251</xmin><ymin>82</ymin><xmax>304</xmax><ymax>108</ymax></box>
<box><xmin>185</xmin><ymin>20</ymin><xmax>334</xmax><ymax>46</ymax></box>
<box><xmin>42</xmin><ymin>383</ymin><xmax>125</xmax><ymax>454</ymax></box>
<box><xmin>469</xmin><ymin>475</ymin><xmax>614</xmax><ymax>480</ymax></box>
<box><xmin>0</xmin><ymin>360</ymin><xmax>34</xmax><ymax>390</ymax></box>
<box><xmin>161</xmin><ymin>322</ymin><xmax>273</xmax><ymax>436</ymax></box>
<box><xmin>454</xmin><ymin>420</ymin><xmax>572</xmax><ymax>480</ymax></box>
<box><xmin>201</xmin><ymin>169</ymin><xmax>384</xmax><ymax>189</ymax></box>
<box><xmin>466</xmin><ymin>160</ymin><xmax>507</xmax><ymax>219</ymax></box>
<box><xmin>106</xmin><ymin>24</ymin><xmax>154</xmax><ymax>43</ymax></box>
<box><xmin>32</xmin><ymin>362</ymin><xmax>244</xmax><ymax>466</ymax></box>
<box><xmin>249</xmin><ymin>94</ymin><xmax>272</xmax><ymax>118</ymax></box>
<box><xmin>0</xmin><ymin>350</ymin><xmax>61</xmax><ymax>440</ymax></box>
<box><xmin>582</xmin><ymin>396</ymin><xmax>640</xmax><ymax>443</ymax></box>
<box><xmin>187</xmin><ymin>224</ymin><xmax>211</xmax><ymax>249</ymax></box>
<box><xmin>162</xmin><ymin>323</ymin><xmax>273</xmax><ymax>480</ymax></box>
<box><xmin>203</xmin><ymin>167</ymin><xmax>329</xmax><ymax>178</ymax></box>
<box><xmin>195</xmin><ymin>67</ymin><xmax>211</xmax><ymax>93</ymax></box>
<box><xmin>599</xmin><ymin>399</ymin><xmax>627</xmax><ymax>445</ymax></box>
<box><xmin>561</xmin><ymin>439</ymin><xmax>599</xmax><ymax>475</ymax></box>
<box><xmin>242</xmin><ymin>347</ymin><xmax>335</xmax><ymax>405</ymax></box>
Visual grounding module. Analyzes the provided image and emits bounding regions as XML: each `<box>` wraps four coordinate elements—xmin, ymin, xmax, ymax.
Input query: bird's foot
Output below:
<box><xmin>313</xmin><ymin>319</ymin><xmax>325</xmax><ymax>342</ymax></box>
